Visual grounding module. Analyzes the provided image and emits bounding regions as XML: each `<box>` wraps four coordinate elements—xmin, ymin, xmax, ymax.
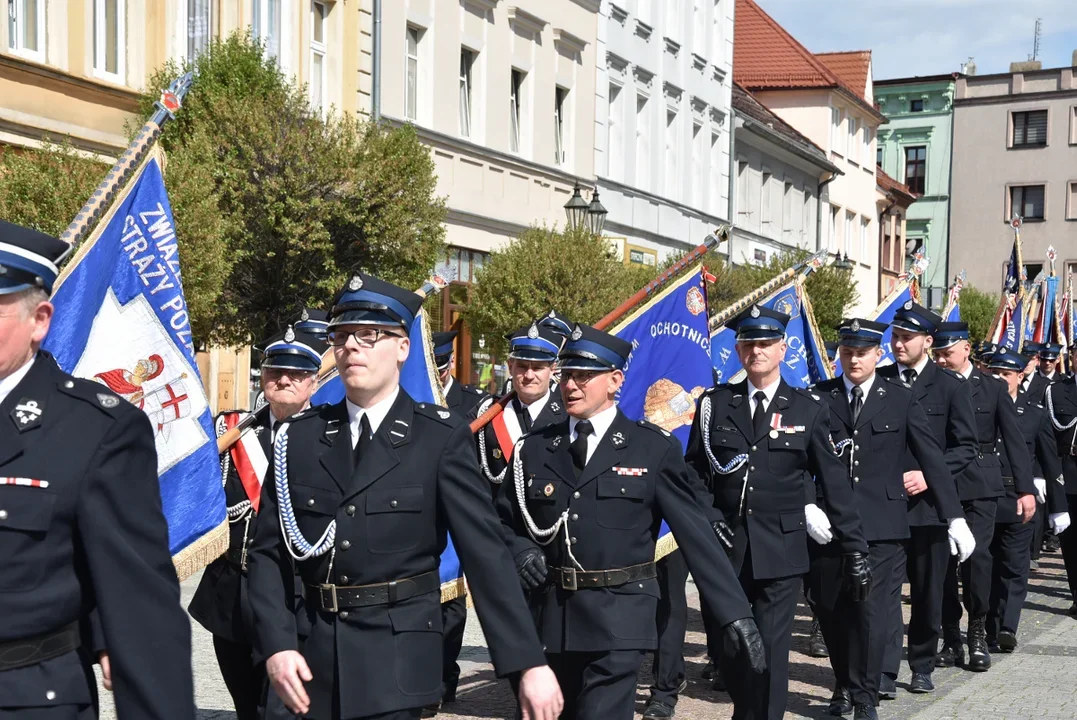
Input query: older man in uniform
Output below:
<box><xmin>247</xmin><ymin>273</ymin><xmax>563</xmax><ymax>720</ymax></box>
<box><xmin>934</xmin><ymin>327</ymin><xmax>1034</xmax><ymax>671</ymax></box>
<box><xmin>877</xmin><ymin>313</ymin><xmax>976</xmax><ymax>696</ymax></box>
<box><xmin>686</xmin><ymin>306</ymin><xmax>871</xmax><ymax>720</ymax></box>
<box><xmin>498</xmin><ymin>323</ymin><xmax>764</xmax><ymax>719</ymax></box>
<box><xmin>984</xmin><ymin>348</ymin><xmax>1067</xmax><ymax>650</ymax></box>
<box><xmin>0</xmin><ymin>220</ymin><xmax>194</xmax><ymax>719</ymax></box>
<box><xmin>810</xmin><ymin>318</ymin><xmax>966</xmax><ymax>719</ymax></box>
<box><xmin>189</xmin><ymin>323</ymin><xmax>326</xmax><ymax>720</ymax></box>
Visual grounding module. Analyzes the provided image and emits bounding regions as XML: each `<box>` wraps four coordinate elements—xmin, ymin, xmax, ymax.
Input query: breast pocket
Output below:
<box><xmin>779</xmin><ymin>510</ymin><xmax>809</xmax><ymax>570</ymax></box>
<box><xmin>0</xmin><ymin>486</ymin><xmax>56</xmax><ymax>591</ymax></box>
<box><xmin>365</xmin><ymin>486</ymin><xmax>424</xmax><ymax>554</ymax></box>
<box><xmin>387</xmin><ymin>598</ymin><xmax>442</xmax><ymax>696</ymax></box>
<box><xmin>870</xmin><ymin>419</ymin><xmax>900</xmax><ymax>452</ymax></box>
<box><xmin>710</xmin><ymin>427</ymin><xmax>748</xmax><ymax>462</ymax></box>
<box><xmin>596</xmin><ymin>477</ymin><xmax>649</xmax><ymax>530</ymax></box>
<box><xmin>768</xmin><ymin>433</ymin><xmax>808</xmax><ymax>473</ymax></box>
<box><xmin>922</xmin><ymin>404</ymin><xmax>946</xmax><ymax>435</ymax></box>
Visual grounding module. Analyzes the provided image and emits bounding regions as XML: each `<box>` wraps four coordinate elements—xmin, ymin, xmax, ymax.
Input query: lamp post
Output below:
<box><xmin>586</xmin><ymin>187</ymin><xmax>608</xmax><ymax>236</ymax></box>
<box><xmin>834</xmin><ymin>252</ymin><xmax>854</xmax><ymax>271</ymax></box>
<box><xmin>564</xmin><ymin>181</ymin><xmax>607</xmax><ymax>236</ymax></box>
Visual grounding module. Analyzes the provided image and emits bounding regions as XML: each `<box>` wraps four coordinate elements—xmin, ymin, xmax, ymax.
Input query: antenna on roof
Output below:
<box><xmin>1029</xmin><ymin>18</ymin><xmax>1042</xmax><ymax>61</ymax></box>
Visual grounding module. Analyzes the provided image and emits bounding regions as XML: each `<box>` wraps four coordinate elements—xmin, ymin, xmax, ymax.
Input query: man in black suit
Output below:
<box><xmin>190</xmin><ymin>323</ymin><xmax>326</xmax><ymax>720</ymax></box>
<box><xmin>878</xmin><ymin>314</ymin><xmax>977</xmax><ymax>696</ymax></box>
<box><xmin>248</xmin><ymin>272</ymin><xmax>563</xmax><ymax>720</ymax></box>
<box><xmin>434</xmin><ymin>330</ymin><xmax>488</xmax><ymax>416</ymax></box>
<box><xmin>934</xmin><ymin>329</ymin><xmax>1034</xmax><ymax>672</ymax></box>
<box><xmin>685</xmin><ymin>305</ymin><xmax>871</xmax><ymax>720</ymax></box>
<box><xmin>810</xmin><ymin>318</ymin><xmax>960</xmax><ymax>720</ymax></box>
<box><xmin>1044</xmin><ymin>374</ymin><xmax>1077</xmax><ymax>614</ymax></box>
<box><xmin>498</xmin><ymin>323</ymin><xmax>764</xmax><ymax>719</ymax></box>
<box><xmin>0</xmin><ymin>220</ymin><xmax>194</xmax><ymax>719</ymax></box>
<box><xmin>1021</xmin><ymin>345</ymin><xmax>1059</xmax><ymax>561</ymax></box>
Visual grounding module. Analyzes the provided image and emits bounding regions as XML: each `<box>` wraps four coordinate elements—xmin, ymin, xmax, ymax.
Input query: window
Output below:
<box><xmin>831</xmin><ymin>107</ymin><xmax>843</xmax><ymax>155</ymax></box>
<box><xmin>904</xmin><ymin>146</ymin><xmax>926</xmax><ymax>194</ymax></box>
<box><xmin>711</xmin><ymin>0</ymin><xmax>722</xmax><ymax>56</ymax></box>
<box><xmin>692</xmin><ymin>0</ymin><xmax>704</xmax><ymax>52</ymax></box>
<box><xmin>1010</xmin><ymin>184</ymin><xmax>1045</xmax><ymax>221</ymax></box>
<box><xmin>309</xmin><ymin>2</ymin><xmax>327</xmax><ymax>111</ymax></box>
<box><xmin>459</xmin><ymin>49</ymin><xmax>475</xmax><ymax>138</ymax></box>
<box><xmin>876</xmin><ymin>144</ymin><xmax>883</xmax><ymax>168</ymax></box>
<box><xmin>9</xmin><ymin>0</ymin><xmax>45</xmax><ymax>59</ymax></box>
<box><xmin>692</xmin><ymin>123</ymin><xmax>705</xmax><ymax>208</ymax></box>
<box><xmin>636</xmin><ymin>94</ymin><xmax>651</xmax><ymax>191</ymax></box>
<box><xmin>802</xmin><ymin>193</ymin><xmax>812</xmax><ymax>240</ymax></box>
<box><xmin>709</xmin><ymin>132</ymin><xmax>722</xmax><ymax>213</ymax></box>
<box><xmin>845</xmin><ymin>211</ymin><xmax>855</xmax><ymax>260</ymax></box>
<box><xmin>664</xmin><ymin>109</ymin><xmax>679</xmax><ymax>196</ymax></box>
<box><xmin>608</xmin><ymin>84</ymin><xmax>624</xmax><ymax>181</ymax></box>
<box><xmin>736</xmin><ymin>160</ymin><xmax>748</xmax><ymax>218</ymax></box>
<box><xmin>510</xmin><ymin>69</ymin><xmax>524</xmax><ymax>153</ymax></box>
<box><xmin>554</xmin><ymin>87</ymin><xmax>568</xmax><ymax>167</ymax></box>
<box><xmin>863</xmin><ymin>127</ymin><xmax>873</xmax><ymax>168</ymax></box>
<box><xmin>829</xmin><ymin>205</ymin><xmax>840</xmax><ymax>252</ymax></box>
<box><xmin>1024</xmin><ymin>262</ymin><xmax>1044</xmax><ymax>282</ymax></box>
<box><xmin>1071</xmin><ymin>106</ymin><xmax>1077</xmax><ymax>145</ymax></box>
<box><xmin>664</xmin><ymin>0</ymin><xmax>679</xmax><ymax>38</ymax></box>
<box><xmin>93</xmin><ymin>0</ymin><xmax>125</xmax><ymax>81</ymax></box>
<box><xmin>186</xmin><ymin>0</ymin><xmax>214</xmax><ymax>59</ymax></box>
<box><xmin>1068</xmin><ymin>181</ymin><xmax>1077</xmax><ymax>220</ymax></box>
<box><xmin>1012</xmin><ymin>110</ymin><xmax>1048</xmax><ymax>148</ymax></box>
<box><xmin>910</xmin><ymin>99</ymin><xmax>924</xmax><ymax>113</ymax></box>
<box><xmin>848</xmin><ymin>117</ymin><xmax>860</xmax><ymax>164</ymax></box>
<box><xmin>861</xmin><ymin>217</ymin><xmax>871</xmax><ymax>263</ymax></box>
<box><xmin>405</xmin><ymin>26</ymin><xmax>420</xmax><ymax>121</ymax></box>
<box><xmin>760</xmin><ymin>171</ymin><xmax>772</xmax><ymax>225</ymax></box>
<box><xmin>782</xmin><ymin>182</ymin><xmax>797</xmax><ymax>237</ymax></box>
<box><xmin>252</xmin><ymin>0</ymin><xmax>281</xmax><ymax>62</ymax></box>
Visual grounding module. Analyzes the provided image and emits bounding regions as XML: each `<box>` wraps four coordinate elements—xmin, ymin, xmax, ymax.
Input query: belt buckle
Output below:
<box><xmin>563</xmin><ymin>568</ymin><xmax>577</xmax><ymax>591</ymax></box>
<box><xmin>320</xmin><ymin>584</ymin><xmax>339</xmax><ymax>613</ymax></box>
<box><xmin>387</xmin><ymin>580</ymin><xmax>399</xmax><ymax>604</ymax></box>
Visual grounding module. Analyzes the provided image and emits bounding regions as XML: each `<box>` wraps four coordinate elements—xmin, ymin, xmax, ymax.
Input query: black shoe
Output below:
<box><xmin>967</xmin><ymin>616</ymin><xmax>992</xmax><ymax>671</ymax></box>
<box><xmin>909</xmin><ymin>672</ymin><xmax>934</xmax><ymax>693</ymax></box>
<box><xmin>987</xmin><ymin>636</ymin><xmax>1001</xmax><ymax>653</ymax></box>
<box><xmin>1045</xmin><ymin>534</ymin><xmax>1062</xmax><ymax>553</ymax></box>
<box><xmin>700</xmin><ymin>660</ymin><xmax>716</xmax><ymax>681</ymax></box>
<box><xmin>937</xmin><ymin>626</ymin><xmax>964</xmax><ymax>667</ymax></box>
<box><xmin>1068</xmin><ymin>603</ymin><xmax>1077</xmax><ymax>617</ymax></box>
<box><xmin>643</xmin><ymin>699</ymin><xmax>675</xmax><ymax>719</ymax></box>
<box><xmin>828</xmin><ymin>687</ymin><xmax>853</xmax><ymax>716</ymax></box>
<box><xmin>711</xmin><ymin>667</ymin><xmax>726</xmax><ymax>692</ymax></box>
<box><xmin>853</xmin><ymin>703</ymin><xmax>879</xmax><ymax>720</ymax></box>
<box><xmin>997</xmin><ymin>630</ymin><xmax>1017</xmax><ymax>653</ymax></box>
<box><xmin>878</xmin><ymin>674</ymin><xmax>896</xmax><ymax>700</ymax></box>
<box><xmin>809</xmin><ymin>617</ymin><xmax>830</xmax><ymax>658</ymax></box>
<box><xmin>421</xmin><ymin>703</ymin><xmax>439</xmax><ymax>718</ymax></box>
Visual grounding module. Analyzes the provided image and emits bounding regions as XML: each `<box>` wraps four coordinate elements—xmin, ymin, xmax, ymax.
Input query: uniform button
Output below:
<box><xmin>784</xmin><ymin>441</ymin><xmax>790</xmax><ymax>447</ymax></box>
<box><xmin>307</xmin><ymin>498</ymin><xmax>315</xmax><ymax>507</ymax></box>
<box><xmin>427</xmin><ymin>621</ymin><xmax>433</xmax><ymax>628</ymax></box>
<box><xmin>639</xmin><ymin>583</ymin><xmax>644</xmax><ymax>588</ymax></box>
<box><xmin>346</xmin><ymin>505</ymin><xmax>356</xmax><ymax>516</ymax></box>
<box><xmin>748</xmin><ymin>486</ymin><xmax>754</xmax><ymax>492</ymax></box>
<box><xmin>751</xmin><ymin>445</ymin><xmax>757</xmax><ymax>451</ymax></box>
<box><xmin>620</xmin><ymin>487</ymin><xmax>626</xmax><ymax>495</ymax></box>
<box><xmin>390</xmin><ymin>500</ymin><xmax>398</xmax><ymax>508</ymax></box>
<box><xmin>573</xmin><ymin>492</ymin><xmax>580</xmax><ymax>499</ymax></box>
<box><xmin>853</xmin><ymin>430</ymin><xmax>859</xmax><ymax>436</ymax></box>
<box><xmin>854</xmin><ymin>461</ymin><xmax>859</xmax><ymax>466</ymax></box>
<box><xmin>571</xmin><ymin>537</ymin><xmax>577</xmax><ymax>544</ymax></box>
<box><xmin>749</xmin><ymin>466</ymin><xmax>755</xmax><ymax>472</ymax></box>
<box><xmin>340</xmin><ymin>575</ymin><xmax>349</xmax><ymax>583</ymax></box>
<box><xmin>0</xmin><ymin>510</ymin><xmax>7</xmax><ymax>521</ymax></box>
<box><xmin>571</xmin><ymin>513</ymin><xmax>578</xmax><ymax>521</ymax></box>
<box><xmin>64</xmin><ymin>380</ymin><xmax>74</xmax><ymax>389</ymax></box>
<box><xmin>747</xmin><ymin>509</ymin><xmax>753</xmax><ymax>515</ymax></box>
<box><xmin>854</xmin><ymin>477</ymin><xmax>860</xmax><ymax>483</ymax></box>
<box><xmin>854</xmin><ymin>445</ymin><xmax>860</xmax><ymax>451</ymax></box>
<box><xmin>46</xmin><ymin>691</ymin><xmax>56</xmax><ymax>701</ymax></box>
<box><xmin>341</xmin><ymin>540</ymin><xmax>351</xmax><ymax>550</ymax></box>
<box><xmin>339</xmin><ymin>611</ymin><xmax>349</xmax><ymax>619</ymax></box>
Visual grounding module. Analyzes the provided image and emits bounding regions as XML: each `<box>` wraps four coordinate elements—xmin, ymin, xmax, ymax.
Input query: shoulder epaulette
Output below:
<box><xmin>637</xmin><ymin>418</ymin><xmax>675</xmax><ymax>441</ymax></box>
<box><xmin>415</xmin><ymin>402</ymin><xmax>462</xmax><ymax>427</ymax></box>
<box><xmin>57</xmin><ymin>377</ymin><xmax>130</xmax><ymax>418</ymax></box>
<box><xmin>936</xmin><ymin>366</ymin><xmax>963</xmax><ymax>381</ymax></box>
<box><xmin>462</xmin><ymin>384</ymin><xmax>485</xmax><ymax>396</ymax></box>
<box><xmin>286</xmin><ymin>406</ymin><xmax>321</xmax><ymax>423</ymax></box>
<box><xmin>794</xmin><ymin>386</ymin><xmax>825</xmax><ymax>403</ymax></box>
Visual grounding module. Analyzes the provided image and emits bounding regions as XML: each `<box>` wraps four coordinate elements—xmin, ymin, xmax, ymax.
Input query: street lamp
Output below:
<box><xmin>834</xmin><ymin>252</ymin><xmax>854</xmax><ymax>271</ymax></box>
<box><xmin>564</xmin><ymin>182</ymin><xmax>590</xmax><ymax>232</ymax></box>
<box><xmin>585</xmin><ymin>187</ymin><xmax>608</xmax><ymax>236</ymax></box>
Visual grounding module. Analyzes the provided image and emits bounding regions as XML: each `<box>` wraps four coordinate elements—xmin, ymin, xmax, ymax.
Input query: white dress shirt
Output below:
<box><xmin>843</xmin><ymin>372</ymin><xmax>876</xmax><ymax>404</ymax></box>
<box><xmin>346</xmin><ymin>386</ymin><xmax>400</xmax><ymax>447</ymax></box>
<box><xmin>746</xmin><ymin>376</ymin><xmax>782</xmax><ymax>417</ymax></box>
<box><xmin>519</xmin><ymin>389</ymin><xmax>551</xmax><ymax>424</ymax></box>
<box><xmin>442</xmin><ymin>376</ymin><xmax>455</xmax><ymax>396</ymax></box>
<box><xmin>569</xmin><ymin>403</ymin><xmax>619</xmax><ymax>464</ymax></box>
<box><xmin>0</xmin><ymin>355</ymin><xmax>35</xmax><ymax>407</ymax></box>
<box><xmin>897</xmin><ymin>353</ymin><xmax>930</xmax><ymax>383</ymax></box>
<box><xmin>959</xmin><ymin>363</ymin><xmax>973</xmax><ymax>380</ymax></box>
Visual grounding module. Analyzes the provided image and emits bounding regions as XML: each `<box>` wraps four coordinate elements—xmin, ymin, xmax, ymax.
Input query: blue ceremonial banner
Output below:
<box><xmin>944</xmin><ymin>303</ymin><xmax>961</xmax><ymax>322</ymax></box>
<box><xmin>1002</xmin><ymin>292</ymin><xmax>1025</xmax><ymax>351</ymax></box>
<box><xmin>45</xmin><ymin>151</ymin><xmax>225</xmax><ymax>575</ymax></box>
<box><xmin>869</xmin><ymin>281</ymin><xmax>913</xmax><ymax>367</ymax></box>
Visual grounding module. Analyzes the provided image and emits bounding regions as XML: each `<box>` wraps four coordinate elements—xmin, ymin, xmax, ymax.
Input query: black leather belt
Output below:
<box><xmin>307</xmin><ymin>570</ymin><xmax>440</xmax><ymax>612</ymax></box>
<box><xmin>0</xmin><ymin>623</ymin><xmax>80</xmax><ymax>672</ymax></box>
<box><xmin>551</xmin><ymin>562</ymin><xmax>657</xmax><ymax>591</ymax></box>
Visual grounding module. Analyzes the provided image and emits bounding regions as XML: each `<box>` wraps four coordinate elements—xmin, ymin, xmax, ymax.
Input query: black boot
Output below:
<box><xmin>936</xmin><ymin>625</ymin><xmax>964</xmax><ymax>667</ymax></box>
<box><xmin>809</xmin><ymin>616</ymin><xmax>830</xmax><ymax>658</ymax></box>
<box><xmin>828</xmin><ymin>686</ymin><xmax>853</xmax><ymax>716</ymax></box>
<box><xmin>967</xmin><ymin>616</ymin><xmax>992</xmax><ymax>672</ymax></box>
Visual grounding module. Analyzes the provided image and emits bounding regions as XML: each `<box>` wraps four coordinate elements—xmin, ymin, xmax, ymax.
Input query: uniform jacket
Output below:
<box><xmin>1024</xmin><ymin>373</ymin><xmax>1053</xmax><ymax>403</ymax></box>
<box><xmin>1045</xmin><ymin>377</ymin><xmax>1077</xmax><ymax>494</ymax></box>
<box><xmin>685</xmin><ymin>379</ymin><xmax>868</xmax><ymax>581</ymax></box>
<box><xmin>189</xmin><ymin>411</ymin><xmax>272</xmax><ymax>643</ymax></box>
<box><xmin>998</xmin><ymin>391</ymin><xmax>1067</xmax><ymax>523</ymax></box>
<box><xmin>497</xmin><ymin>408</ymin><xmax>752</xmax><ymax>653</ymax></box>
<box><xmin>954</xmin><ymin>369</ymin><xmax>1033</xmax><ymax>501</ymax></box>
<box><xmin>878</xmin><ymin>361</ymin><xmax>974</xmax><ymax>525</ymax></box>
<box><xmin>473</xmin><ymin>387</ymin><xmax>567</xmax><ymax>489</ymax></box>
<box><xmin>813</xmin><ymin>375</ymin><xmax>955</xmax><ymax>542</ymax></box>
<box><xmin>445</xmin><ymin>378</ymin><xmax>488</xmax><ymax>417</ymax></box>
<box><xmin>247</xmin><ymin>390</ymin><xmax>545</xmax><ymax>718</ymax></box>
<box><xmin>0</xmin><ymin>353</ymin><xmax>193</xmax><ymax>718</ymax></box>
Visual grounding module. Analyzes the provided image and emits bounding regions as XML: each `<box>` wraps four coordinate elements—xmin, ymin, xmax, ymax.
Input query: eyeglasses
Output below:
<box><xmin>560</xmin><ymin>369</ymin><xmax>609</xmax><ymax>387</ymax></box>
<box><xmin>328</xmin><ymin>327</ymin><xmax>405</xmax><ymax>348</ymax></box>
<box><xmin>262</xmin><ymin>367</ymin><xmax>316</xmax><ymax>382</ymax></box>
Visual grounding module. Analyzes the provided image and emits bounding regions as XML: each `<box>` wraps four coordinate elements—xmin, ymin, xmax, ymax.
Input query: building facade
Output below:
<box><xmin>592</xmin><ymin>0</ymin><xmax>733</xmax><ymax>266</ymax></box>
<box><xmin>877</xmin><ymin>167</ymin><xmax>917</xmax><ymax>299</ymax></box>
<box><xmin>875</xmin><ymin>74</ymin><xmax>957</xmax><ymax>307</ymax></box>
<box><xmin>951</xmin><ymin>61</ymin><xmax>1077</xmax><ymax>293</ymax></box>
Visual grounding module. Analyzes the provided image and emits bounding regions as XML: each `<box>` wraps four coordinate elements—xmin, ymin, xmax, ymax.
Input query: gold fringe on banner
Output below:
<box><xmin>654</xmin><ymin>532</ymin><xmax>679</xmax><ymax>562</ymax></box>
<box><xmin>440</xmin><ymin>577</ymin><xmax>468</xmax><ymax>604</ymax></box>
<box><xmin>173</xmin><ymin>519</ymin><xmax>229</xmax><ymax>582</ymax></box>
<box><xmin>798</xmin><ymin>277</ymin><xmax>835</xmax><ymax>382</ymax></box>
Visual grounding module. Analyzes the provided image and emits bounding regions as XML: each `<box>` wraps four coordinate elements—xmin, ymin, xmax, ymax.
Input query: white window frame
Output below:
<box><xmin>93</xmin><ymin>0</ymin><xmax>126</xmax><ymax>84</ymax></box>
<box><xmin>459</xmin><ymin>48</ymin><xmax>475</xmax><ymax>139</ymax></box>
<box><xmin>510</xmin><ymin>68</ymin><xmax>524</xmax><ymax>154</ymax></box>
<box><xmin>860</xmin><ymin>217</ymin><xmax>871</xmax><ymax>263</ymax></box>
<box><xmin>829</xmin><ymin>205</ymin><xmax>839</xmax><ymax>252</ymax></box>
<box><xmin>183</xmin><ymin>0</ymin><xmax>214</xmax><ymax>61</ymax></box>
<box><xmin>309</xmin><ymin>1</ymin><xmax>327</xmax><ymax>112</ymax></box>
<box><xmin>863</xmin><ymin>126</ymin><xmax>874</xmax><ymax>170</ymax></box>
<box><xmin>664</xmin><ymin>108</ymin><xmax>679</xmax><ymax>197</ymax></box>
<box><xmin>709</xmin><ymin>132</ymin><xmax>723</xmax><ymax>215</ymax></box>
<box><xmin>692</xmin><ymin>122</ymin><xmax>705</xmax><ymax>208</ymax></box>
<box><xmin>831</xmin><ymin>107</ymin><xmax>843</xmax><ymax>156</ymax></box>
<box><xmin>848</xmin><ymin>117</ymin><xmax>860</xmax><ymax>165</ymax></box>
<box><xmin>607</xmin><ymin>82</ymin><xmax>624</xmax><ymax>181</ymax></box>
<box><xmin>405</xmin><ymin>25</ymin><xmax>420</xmax><ymax>121</ymax></box>
<box><xmin>554</xmin><ymin>86</ymin><xmax>569</xmax><ymax>167</ymax></box>
<box><xmin>636</xmin><ymin>93</ymin><xmax>651</xmax><ymax>192</ymax></box>
<box><xmin>252</xmin><ymin>0</ymin><xmax>281</xmax><ymax>63</ymax></box>
<box><xmin>845</xmin><ymin>211</ymin><xmax>856</xmax><ymax>260</ymax></box>
<box><xmin>8</xmin><ymin>0</ymin><xmax>46</xmax><ymax>62</ymax></box>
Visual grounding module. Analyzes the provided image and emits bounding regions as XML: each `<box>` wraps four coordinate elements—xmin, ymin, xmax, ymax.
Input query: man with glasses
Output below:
<box><xmin>497</xmin><ymin>322</ymin><xmax>764</xmax><ymax>718</ymax></box>
<box><xmin>190</xmin><ymin>322</ymin><xmax>326</xmax><ymax>720</ymax></box>
<box><xmin>248</xmin><ymin>273</ymin><xmax>563</xmax><ymax>720</ymax></box>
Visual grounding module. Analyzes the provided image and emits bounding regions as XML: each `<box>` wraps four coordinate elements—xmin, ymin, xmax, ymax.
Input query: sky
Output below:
<box><xmin>753</xmin><ymin>0</ymin><xmax>1077</xmax><ymax>80</ymax></box>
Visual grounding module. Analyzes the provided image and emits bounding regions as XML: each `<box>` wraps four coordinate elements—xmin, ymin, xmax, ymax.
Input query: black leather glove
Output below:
<box><xmin>711</xmin><ymin>519</ymin><xmax>735</xmax><ymax>553</ymax></box>
<box><xmin>841</xmin><ymin>551</ymin><xmax>873</xmax><ymax>603</ymax></box>
<box><xmin>720</xmin><ymin>617</ymin><xmax>766</xmax><ymax>674</ymax></box>
<box><xmin>515</xmin><ymin>547</ymin><xmax>548</xmax><ymax>591</ymax></box>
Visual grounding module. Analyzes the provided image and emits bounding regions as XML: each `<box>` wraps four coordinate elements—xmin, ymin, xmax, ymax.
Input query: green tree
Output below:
<box><xmin>0</xmin><ymin>141</ymin><xmax>106</xmax><ymax>237</ymax></box>
<box><xmin>462</xmin><ymin>226</ymin><xmax>656</xmax><ymax>359</ymax></box>
<box><xmin>957</xmin><ymin>284</ymin><xmax>999</xmax><ymax>344</ymax></box>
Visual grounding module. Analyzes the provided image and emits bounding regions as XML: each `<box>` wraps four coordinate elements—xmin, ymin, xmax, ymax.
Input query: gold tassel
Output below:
<box><xmin>172</xmin><ymin>519</ymin><xmax>229</xmax><ymax>581</ymax></box>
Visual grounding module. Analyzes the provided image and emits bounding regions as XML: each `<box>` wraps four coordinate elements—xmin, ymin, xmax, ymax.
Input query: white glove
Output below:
<box><xmin>947</xmin><ymin>518</ymin><xmax>976</xmax><ymax>563</ymax></box>
<box><xmin>1033</xmin><ymin>478</ymin><xmax>1048</xmax><ymax>505</ymax></box>
<box><xmin>805</xmin><ymin>503</ymin><xmax>833</xmax><ymax>545</ymax></box>
<box><xmin>1050</xmin><ymin>512</ymin><xmax>1071</xmax><ymax>534</ymax></box>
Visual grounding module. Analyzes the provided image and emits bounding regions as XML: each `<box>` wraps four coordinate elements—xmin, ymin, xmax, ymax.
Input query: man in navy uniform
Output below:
<box><xmin>189</xmin><ymin>323</ymin><xmax>326</xmax><ymax>720</ymax></box>
<box><xmin>498</xmin><ymin>323</ymin><xmax>764</xmax><ymax>719</ymax></box>
<box><xmin>434</xmin><ymin>330</ymin><xmax>487</xmax><ymax>416</ymax></box>
<box><xmin>984</xmin><ymin>348</ymin><xmax>1067</xmax><ymax>651</ymax></box>
<box><xmin>248</xmin><ymin>273</ymin><xmax>563</xmax><ymax>720</ymax></box>
<box><xmin>878</xmin><ymin>313</ymin><xmax>976</xmax><ymax>696</ymax></box>
<box><xmin>685</xmin><ymin>305</ymin><xmax>871</xmax><ymax>720</ymax></box>
<box><xmin>933</xmin><ymin>325</ymin><xmax>1034</xmax><ymax>671</ymax></box>
<box><xmin>810</xmin><ymin>318</ymin><xmax>965</xmax><ymax>719</ymax></box>
<box><xmin>1043</xmin><ymin>369</ymin><xmax>1077</xmax><ymax>614</ymax></box>
<box><xmin>0</xmin><ymin>220</ymin><xmax>194</xmax><ymax>719</ymax></box>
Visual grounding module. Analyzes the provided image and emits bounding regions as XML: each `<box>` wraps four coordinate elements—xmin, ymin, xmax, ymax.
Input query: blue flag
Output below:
<box><xmin>1002</xmin><ymin>292</ymin><xmax>1025</xmax><ymax>351</ymax></box>
<box><xmin>944</xmin><ymin>303</ymin><xmax>961</xmax><ymax>322</ymax></box>
<box><xmin>45</xmin><ymin>153</ymin><xmax>224</xmax><ymax>573</ymax></box>
<box><xmin>870</xmin><ymin>282</ymin><xmax>914</xmax><ymax>367</ymax></box>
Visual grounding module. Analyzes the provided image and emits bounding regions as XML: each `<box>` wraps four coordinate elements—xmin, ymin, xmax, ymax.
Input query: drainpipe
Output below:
<box><xmin>815</xmin><ymin>172</ymin><xmax>838</xmax><ymax>253</ymax></box>
<box><xmin>726</xmin><ymin>107</ymin><xmax>736</xmax><ymax>265</ymax></box>
<box><xmin>372</xmin><ymin>0</ymin><xmax>382</xmax><ymax>122</ymax></box>
<box><xmin>944</xmin><ymin>89</ymin><xmax>956</xmax><ymax>296</ymax></box>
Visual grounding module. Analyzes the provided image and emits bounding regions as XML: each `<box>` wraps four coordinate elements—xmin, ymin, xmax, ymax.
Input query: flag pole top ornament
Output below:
<box><xmin>155</xmin><ymin>72</ymin><xmax>195</xmax><ymax>119</ymax></box>
<box><xmin>1011</xmin><ymin>214</ymin><xmax>1023</xmax><ymax>229</ymax></box>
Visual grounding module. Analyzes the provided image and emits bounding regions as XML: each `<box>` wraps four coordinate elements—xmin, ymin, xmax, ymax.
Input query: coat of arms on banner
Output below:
<box><xmin>643</xmin><ymin>378</ymin><xmax>706</xmax><ymax>434</ymax></box>
<box><xmin>74</xmin><ymin>288</ymin><xmax>210</xmax><ymax>474</ymax></box>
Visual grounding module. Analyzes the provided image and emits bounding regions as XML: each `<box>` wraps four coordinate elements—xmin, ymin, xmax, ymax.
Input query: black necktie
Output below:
<box><xmin>353</xmin><ymin>414</ymin><xmax>372</xmax><ymax>467</ymax></box>
<box><xmin>850</xmin><ymin>385</ymin><xmax>864</xmax><ymax>425</ymax></box>
<box><xmin>516</xmin><ymin>400</ymin><xmax>532</xmax><ymax>433</ymax></box>
<box><xmin>903</xmin><ymin>368</ymin><xmax>918</xmax><ymax>386</ymax></box>
<box><xmin>752</xmin><ymin>391</ymin><xmax>768</xmax><ymax>437</ymax></box>
<box><xmin>570</xmin><ymin>420</ymin><xmax>593</xmax><ymax>479</ymax></box>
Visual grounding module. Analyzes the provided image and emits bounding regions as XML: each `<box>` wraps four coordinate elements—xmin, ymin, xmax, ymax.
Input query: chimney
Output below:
<box><xmin>1010</xmin><ymin>60</ymin><xmax>1042</xmax><ymax>72</ymax></box>
<box><xmin>1072</xmin><ymin>49</ymin><xmax>1077</xmax><ymax>67</ymax></box>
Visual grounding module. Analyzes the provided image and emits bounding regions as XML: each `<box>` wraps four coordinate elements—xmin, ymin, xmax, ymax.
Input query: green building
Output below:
<box><xmin>874</xmin><ymin>73</ymin><xmax>960</xmax><ymax>309</ymax></box>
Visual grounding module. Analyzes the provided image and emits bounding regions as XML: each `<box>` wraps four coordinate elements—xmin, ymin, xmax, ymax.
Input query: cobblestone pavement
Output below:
<box><xmin>96</xmin><ymin>551</ymin><xmax>1077</xmax><ymax>719</ymax></box>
